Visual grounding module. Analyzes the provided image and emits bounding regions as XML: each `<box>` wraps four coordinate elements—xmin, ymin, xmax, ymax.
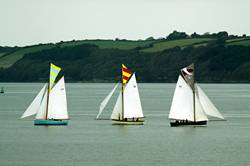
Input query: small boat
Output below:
<box><xmin>97</xmin><ymin>64</ymin><xmax>144</xmax><ymax>125</ymax></box>
<box><xmin>0</xmin><ymin>87</ymin><xmax>4</xmax><ymax>93</ymax></box>
<box><xmin>21</xmin><ymin>63</ymin><xmax>69</xmax><ymax>125</ymax></box>
<box><xmin>169</xmin><ymin>64</ymin><xmax>225</xmax><ymax>127</ymax></box>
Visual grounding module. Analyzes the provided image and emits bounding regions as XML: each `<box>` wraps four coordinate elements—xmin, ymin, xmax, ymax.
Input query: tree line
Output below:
<box><xmin>1</xmin><ymin>39</ymin><xmax>250</xmax><ymax>83</ymax></box>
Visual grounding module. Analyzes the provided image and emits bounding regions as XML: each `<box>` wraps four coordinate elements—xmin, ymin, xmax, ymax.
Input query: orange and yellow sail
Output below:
<box><xmin>122</xmin><ymin>64</ymin><xmax>133</xmax><ymax>85</ymax></box>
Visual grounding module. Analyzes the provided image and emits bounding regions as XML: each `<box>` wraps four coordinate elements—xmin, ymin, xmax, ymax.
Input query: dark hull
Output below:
<box><xmin>170</xmin><ymin>120</ymin><xmax>207</xmax><ymax>127</ymax></box>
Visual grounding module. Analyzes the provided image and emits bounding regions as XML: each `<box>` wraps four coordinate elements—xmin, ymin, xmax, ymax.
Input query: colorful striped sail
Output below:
<box><xmin>49</xmin><ymin>63</ymin><xmax>61</xmax><ymax>90</ymax></box>
<box><xmin>122</xmin><ymin>64</ymin><xmax>133</xmax><ymax>85</ymax></box>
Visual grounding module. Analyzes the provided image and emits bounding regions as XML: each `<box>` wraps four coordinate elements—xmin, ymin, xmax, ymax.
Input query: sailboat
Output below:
<box><xmin>169</xmin><ymin>64</ymin><xmax>224</xmax><ymax>127</ymax></box>
<box><xmin>0</xmin><ymin>87</ymin><xmax>4</xmax><ymax>94</ymax></box>
<box><xmin>97</xmin><ymin>64</ymin><xmax>144</xmax><ymax>125</ymax></box>
<box><xmin>21</xmin><ymin>63</ymin><xmax>69</xmax><ymax>125</ymax></box>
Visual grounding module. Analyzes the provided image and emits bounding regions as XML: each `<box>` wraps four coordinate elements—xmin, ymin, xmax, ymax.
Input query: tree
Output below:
<box><xmin>166</xmin><ymin>30</ymin><xmax>189</xmax><ymax>40</ymax></box>
<box><xmin>216</xmin><ymin>31</ymin><xmax>228</xmax><ymax>39</ymax></box>
<box><xmin>191</xmin><ymin>32</ymin><xmax>200</xmax><ymax>38</ymax></box>
<box><xmin>145</xmin><ymin>37</ymin><xmax>155</xmax><ymax>41</ymax></box>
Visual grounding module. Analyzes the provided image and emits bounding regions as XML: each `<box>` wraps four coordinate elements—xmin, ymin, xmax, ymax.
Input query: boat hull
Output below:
<box><xmin>34</xmin><ymin>120</ymin><xmax>68</xmax><ymax>125</ymax></box>
<box><xmin>170</xmin><ymin>120</ymin><xmax>207</xmax><ymax>127</ymax></box>
<box><xmin>112</xmin><ymin>119</ymin><xmax>144</xmax><ymax>125</ymax></box>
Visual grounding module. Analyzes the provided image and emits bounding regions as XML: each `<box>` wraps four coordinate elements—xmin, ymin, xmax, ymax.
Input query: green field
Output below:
<box><xmin>59</xmin><ymin>40</ymin><xmax>154</xmax><ymax>49</ymax></box>
<box><xmin>0</xmin><ymin>52</ymin><xmax>6</xmax><ymax>58</ymax></box>
<box><xmin>142</xmin><ymin>38</ymin><xmax>212</xmax><ymax>52</ymax></box>
<box><xmin>0</xmin><ymin>37</ymin><xmax>249</xmax><ymax>69</ymax></box>
<box><xmin>226</xmin><ymin>38</ymin><xmax>247</xmax><ymax>43</ymax></box>
<box><xmin>227</xmin><ymin>39</ymin><xmax>250</xmax><ymax>46</ymax></box>
<box><xmin>0</xmin><ymin>40</ymin><xmax>154</xmax><ymax>68</ymax></box>
<box><xmin>0</xmin><ymin>44</ymin><xmax>54</xmax><ymax>68</ymax></box>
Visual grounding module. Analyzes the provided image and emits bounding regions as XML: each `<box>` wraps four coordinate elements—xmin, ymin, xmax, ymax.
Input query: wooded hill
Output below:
<box><xmin>0</xmin><ymin>31</ymin><xmax>250</xmax><ymax>83</ymax></box>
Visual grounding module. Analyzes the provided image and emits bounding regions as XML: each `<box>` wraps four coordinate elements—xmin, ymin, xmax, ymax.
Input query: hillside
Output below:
<box><xmin>0</xmin><ymin>40</ymin><xmax>154</xmax><ymax>69</ymax></box>
<box><xmin>1</xmin><ymin>31</ymin><xmax>250</xmax><ymax>83</ymax></box>
<box><xmin>1</xmin><ymin>37</ymin><xmax>249</xmax><ymax>69</ymax></box>
<box><xmin>142</xmin><ymin>38</ymin><xmax>213</xmax><ymax>52</ymax></box>
<box><xmin>1</xmin><ymin>40</ymin><xmax>250</xmax><ymax>83</ymax></box>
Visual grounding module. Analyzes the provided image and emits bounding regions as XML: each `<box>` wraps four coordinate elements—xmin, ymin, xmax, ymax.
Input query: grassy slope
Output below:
<box><xmin>0</xmin><ymin>44</ymin><xmax>54</xmax><ymax>68</ymax></box>
<box><xmin>0</xmin><ymin>52</ymin><xmax>6</xmax><ymax>58</ymax></box>
<box><xmin>0</xmin><ymin>40</ymin><xmax>154</xmax><ymax>68</ymax></box>
<box><xmin>227</xmin><ymin>38</ymin><xmax>250</xmax><ymax>46</ymax></box>
<box><xmin>142</xmin><ymin>38</ymin><xmax>212</xmax><ymax>52</ymax></box>
<box><xmin>59</xmin><ymin>40</ymin><xmax>154</xmax><ymax>49</ymax></box>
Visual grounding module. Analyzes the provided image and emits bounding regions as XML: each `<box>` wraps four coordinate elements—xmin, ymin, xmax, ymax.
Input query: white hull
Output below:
<box><xmin>112</xmin><ymin>119</ymin><xmax>144</xmax><ymax>125</ymax></box>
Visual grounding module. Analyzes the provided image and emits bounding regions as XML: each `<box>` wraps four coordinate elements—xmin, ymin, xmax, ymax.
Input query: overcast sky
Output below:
<box><xmin>1</xmin><ymin>0</ymin><xmax>249</xmax><ymax>46</ymax></box>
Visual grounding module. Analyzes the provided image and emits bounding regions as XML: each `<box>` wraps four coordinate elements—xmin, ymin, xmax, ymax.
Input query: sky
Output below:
<box><xmin>1</xmin><ymin>0</ymin><xmax>250</xmax><ymax>46</ymax></box>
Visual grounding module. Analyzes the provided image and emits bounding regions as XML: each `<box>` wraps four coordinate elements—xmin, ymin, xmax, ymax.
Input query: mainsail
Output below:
<box><xmin>96</xmin><ymin>83</ymin><xmax>119</xmax><ymax>119</ymax></box>
<box><xmin>169</xmin><ymin>75</ymin><xmax>194</xmax><ymax>121</ymax></box>
<box><xmin>110</xmin><ymin>73</ymin><xmax>144</xmax><ymax>120</ymax></box>
<box><xmin>47</xmin><ymin>77</ymin><xmax>69</xmax><ymax>120</ymax></box>
<box><xmin>169</xmin><ymin>75</ymin><xmax>207</xmax><ymax>121</ymax></box>
<box><xmin>123</xmin><ymin>74</ymin><xmax>144</xmax><ymax>119</ymax></box>
<box><xmin>21</xmin><ymin>84</ymin><xmax>47</xmax><ymax>119</ymax></box>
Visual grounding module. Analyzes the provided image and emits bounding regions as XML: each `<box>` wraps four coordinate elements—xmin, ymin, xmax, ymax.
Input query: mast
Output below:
<box><xmin>120</xmin><ymin>64</ymin><xmax>133</xmax><ymax>121</ymax></box>
<box><xmin>45</xmin><ymin>75</ymin><xmax>50</xmax><ymax>120</ymax></box>
<box><xmin>193</xmin><ymin>86</ymin><xmax>196</xmax><ymax>122</ymax></box>
<box><xmin>121</xmin><ymin>68</ymin><xmax>124</xmax><ymax>120</ymax></box>
<box><xmin>192</xmin><ymin>65</ymin><xmax>196</xmax><ymax>122</ymax></box>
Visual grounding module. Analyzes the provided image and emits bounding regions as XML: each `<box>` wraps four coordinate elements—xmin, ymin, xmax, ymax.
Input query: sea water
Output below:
<box><xmin>0</xmin><ymin>83</ymin><xmax>250</xmax><ymax>166</ymax></box>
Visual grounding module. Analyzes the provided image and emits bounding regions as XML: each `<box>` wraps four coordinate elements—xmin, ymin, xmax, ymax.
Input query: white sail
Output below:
<box><xmin>110</xmin><ymin>91</ymin><xmax>122</xmax><ymax>120</ymax></box>
<box><xmin>35</xmin><ymin>88</ymin><xmax>48</xmax><ymax>120</ymax></box>
<box><xmin>21</xmin><ymin>84</ymin><xmax>46</xmax><ymax>119</ymax></box>
<box><xmin>123</xmin><ymin>74</ymin><xmax>144</xmax><ymax>119</ymax></box>
<box><xmin>194</xmin><ymin>93</ymin><xmax>208</xmax><ymax>122</ymax></box>
<box><xmin>169</xmin><ymin>75</ymin><xmax>208</xmax><ymax>122</ymax></box>
<box><xmin>96</xmin><ymin>83</ymin><xmax>119</xmax><ymax>119</ymax></box>
<box><xmin>196</xmin><ymin>85</ymin><xmax>224</xmax><ymax>120</ymax></box>
<box><xmin>169</xmin><ymin>75</ymin><xmax>194</xmax><ymax>121</ymax></box>
<box><xmin>47</xmin><ymin>76</ymin><xmax>69</xmax><ymax>120</ymax></box>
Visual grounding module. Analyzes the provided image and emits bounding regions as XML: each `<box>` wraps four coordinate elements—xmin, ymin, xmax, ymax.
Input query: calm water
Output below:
<box><xmin>0</xmin><ymin>83</ymin><xmax>250</xmax><ymax>166</ymax></box>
